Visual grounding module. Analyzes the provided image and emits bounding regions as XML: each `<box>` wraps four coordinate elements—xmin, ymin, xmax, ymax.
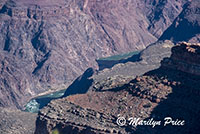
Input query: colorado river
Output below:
<box><xmin>25</xmin><ymin>89</ymin><xmax>66</xmax><ymax>113</ymax></box>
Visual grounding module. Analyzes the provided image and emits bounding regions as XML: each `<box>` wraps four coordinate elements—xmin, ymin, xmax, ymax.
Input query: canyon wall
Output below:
<box><xmin>0</xmin><ymin>0</ymin><xmax>187</xmax><ymax>109</ymax></box>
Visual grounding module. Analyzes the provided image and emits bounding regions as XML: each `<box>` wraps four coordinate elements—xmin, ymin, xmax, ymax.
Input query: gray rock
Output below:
<box><xmin>0</xmin><ymin>107</ymin><xmax>37</xmax><ymax>134</ymax></box>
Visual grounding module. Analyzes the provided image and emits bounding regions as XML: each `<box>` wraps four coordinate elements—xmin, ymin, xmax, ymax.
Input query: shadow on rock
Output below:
<box><xmin>96</xmin><ymin>52</ymin><xmax>140</xmax><ymax>71</ymax></box>
<box><xmin>133</xmin><ymin>68</ymin><xmax>200</xmax><ymax>134</ymax></box>
<box><xmin>62</xmin><ymin>67</ymin><xmax>95</xmax><ymax>97</ymax></box>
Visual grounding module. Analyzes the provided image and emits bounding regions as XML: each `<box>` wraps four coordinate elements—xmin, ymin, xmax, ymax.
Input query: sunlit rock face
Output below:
<box><xmin>14</xmin><ymin>0</ymin><xmax>66</xmax><ymax>7</ymax></box>
<box><xmin>162</xmin><ymin>42</ymin><xmax>200</xmax><ymax>75</ymax></box>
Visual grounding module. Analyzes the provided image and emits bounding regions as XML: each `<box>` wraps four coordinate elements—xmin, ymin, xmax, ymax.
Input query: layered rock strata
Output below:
<box><xmin>162</xmin><ymin>42</ymin><xmax>200</xmax><ymax>75</ymax></box>
<box><xmin>35</xmin><ymin>43</ymin><xmax>200</xmax><ymax>134</ymax></box>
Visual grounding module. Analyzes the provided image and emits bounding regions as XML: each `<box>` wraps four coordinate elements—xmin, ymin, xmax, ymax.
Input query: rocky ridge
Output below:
<box><xmin>66</xmin><ymin>40</ymin><xmax>174</xmax><ymax>94</ymax></box>
<box><xmin>35</xmin><ymin>43</ymin><xmax>200</xmax><ymax>134</ymax></box>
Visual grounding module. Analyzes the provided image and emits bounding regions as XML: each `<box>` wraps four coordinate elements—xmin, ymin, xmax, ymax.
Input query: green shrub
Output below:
<box><xmin>52</xmin><ymin>129</ymin><xmax>59</xmax><ymax>134</ymax></box>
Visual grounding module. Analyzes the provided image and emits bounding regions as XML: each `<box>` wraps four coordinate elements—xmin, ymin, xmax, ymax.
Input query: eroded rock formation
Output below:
<box><xmin>35</xmin><ymin>43</ymin><xmax>200</xmax><ymax>134</ymax></box>
<box><xmin>162</xmin><ymin>42</ymin><xmax>200</xmax><ymax>75</ymax></box>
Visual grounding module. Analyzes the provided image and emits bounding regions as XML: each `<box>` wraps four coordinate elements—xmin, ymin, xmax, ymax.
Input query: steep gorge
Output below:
<box><xmin>0</xmin><ymin>0</ymin><xmax>188</xmax><ymax>109</ymax></box>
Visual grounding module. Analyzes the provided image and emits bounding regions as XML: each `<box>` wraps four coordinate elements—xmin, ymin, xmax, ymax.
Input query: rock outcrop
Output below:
<box><xmin>65</xmin><ymin>40</ymin><xmax>174</xmax><ymax>93</ymax></box>
<box><xmin>0</xmin><ymin>107</ymin><xmax>37</xmax><ymax>134</ymax></box>
<box><xmin>162</xmin><ymin>42</ymin><xmax>200</xmax><ymax>75</ymax></box>
<box><xmin>35</xmin><ymin>42</ymin><xmax>200</xmax><ymax>134</ymax></box>
<box><xmin>0</xmin><ymin>0</ymin><xmax>187</xmax><ymax>109</ymax></box>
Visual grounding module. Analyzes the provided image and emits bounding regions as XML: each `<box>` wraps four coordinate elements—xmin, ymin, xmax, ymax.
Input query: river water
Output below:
<box><xmin>25</xmin><ymin>89</ymin><xmax>66</xmax><ymax>113</ymax></box>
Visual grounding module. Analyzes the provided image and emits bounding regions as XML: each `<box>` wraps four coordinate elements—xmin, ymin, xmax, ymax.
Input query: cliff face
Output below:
<box><xmin>84</xmin><ymin>0</ymin><xmax>187</xmax><ymax>50</ymax></box>
<box><xmin>0</xmin><ymin>51</ymin><xmax>32</xmax><ymax>108</ymax></box>
<box><xmin>162</xmin><ymin>42</ymin><xmax>200</xmax><ymax>75</ymax></box>
<box><xmin>0</xmin><ymin>0</ymin><xmax>187</xmax><ymax>109</ymax></box>
<box><xmin>144</xmin><ymin>0</ymin><xmax>187</xmax><ymax>38</ymax></box>
<box><xmin>159</xmin><ymin>0</ymin><xmax>200</xmax><ymax>42</ymax></box>
<box><xmin>0</xmin><ymin>0</ymin><xmax>114</xmax><ymax>109</ymax></box>
<box><xmin>35</xmin><ymin>43</ymin><xmax>200</xmax><ymax>134</ymax></box>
